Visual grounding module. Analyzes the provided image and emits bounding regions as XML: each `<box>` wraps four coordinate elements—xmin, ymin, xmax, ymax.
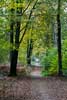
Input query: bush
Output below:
<box><xmin>41</xmin><ymin>47</ymin><xmax>58</xmax><ymax>76</ymax></box>
<box><xmin>62</xmin><ymin>40</ymin><xmax>67</xmax><ymax>75</ymax></box>
<box><xmin>0</xmin><ymin>48</ymin><xmax>9</xmax><ymax>64</ymax></box>
<box><xmin>41</xmin><ymin>40</ymin><xmax>67</xmax><ymax>76</ymax></box>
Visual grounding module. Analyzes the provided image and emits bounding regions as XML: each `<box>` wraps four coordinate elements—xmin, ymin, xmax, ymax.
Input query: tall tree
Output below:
<box><xmin>57</xmin><ymin>0</ymin><xmax>63</xmax><ymax>76</ymax></box>
<box><xmin>9</xmin><ymin>0</ymin><xmax>22</xmax><ymax>76</ymax></box>
<box><xmin>9</xmin><ymin>0</ymin><xmax>38</xmax><ymax>76</ymax></box>
<box><xmin>27</xmin><ymin>36</ymin><xmax>33</xmax><ymax>65</ymax></box>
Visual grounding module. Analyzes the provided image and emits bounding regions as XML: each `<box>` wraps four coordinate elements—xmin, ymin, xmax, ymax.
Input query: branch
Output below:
<box><xmin>22</xmin><ymin>1</ymin><xmax>32</xmax><ymax>15</ymax></box>
<box><xmin>19</xmin><ymin>0</ymin><xmax>38</xmax><ymax>44</ymax></box>
<box><xmin>15</xmin><ymin>1</ymin><xmax>33</xmax><ymax>16</ymax></box>
<box><xmin>20</xmin><ymin>25</ymin><xmax>26</xmax><ymax>32</ymax></box>
<box><xmin>0</xmin><ymin>1</ymin><xmax>32</xmax><ymax>19</ymax></box>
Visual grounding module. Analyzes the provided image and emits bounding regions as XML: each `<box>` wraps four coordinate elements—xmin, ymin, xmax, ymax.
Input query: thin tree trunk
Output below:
<box><xmin>57</xmin><ymin>0</ymin><xmax>63</xmax><ymax>76</ymax></box>
<box><xmin>27</xmin><ymin>38</ymin><xmax>33</xmax><ymax>65</ymax></box>
<box><xmin>27</xmin><ymin>39</ymin><xmax>31</xmax><ymax>65</ymax></box>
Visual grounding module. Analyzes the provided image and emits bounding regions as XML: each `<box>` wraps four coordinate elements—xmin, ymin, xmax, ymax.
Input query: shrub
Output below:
<box><xmin>41</xmin><ymin>39</ymin><xmax>67</xmax><ymax>76</ymax></box>
<box><xmin>41</xmin><ymin>47</ymin><xmax>58</xmax><ymax>76</ymax></box>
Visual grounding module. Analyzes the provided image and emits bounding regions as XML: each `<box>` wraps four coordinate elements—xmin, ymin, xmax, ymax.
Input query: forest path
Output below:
<box><xmin>0</xmin><ymin>76</ymin><xmax>67</xmax><ymax>100</ymax></box>
<box><xmin>30</xmin><ymin>67</ymin><xmax>42</xmax><ymax>77</ymax></box>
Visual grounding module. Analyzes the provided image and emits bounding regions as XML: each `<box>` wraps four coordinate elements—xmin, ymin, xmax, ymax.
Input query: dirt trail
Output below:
<box><xmin>0</xmin><ymin>76</ymin><xmax>67</xmax><ymax>100</ymax></box>
<box><xmin>30</xmin><ymin>67</ymin><xmax>42</xmax><ymax>77</ymax></box>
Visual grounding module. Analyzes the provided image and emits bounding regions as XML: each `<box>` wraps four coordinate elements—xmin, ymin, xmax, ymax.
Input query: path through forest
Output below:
<box><xmin>0</xmin><ymin>76</ymin><xmax>67</xmax><ymax>100</ymax></box>
<box><xmin>30</xmin><ymin>67</ymin><xmax>42</xmax><ymax>77</ymax></box>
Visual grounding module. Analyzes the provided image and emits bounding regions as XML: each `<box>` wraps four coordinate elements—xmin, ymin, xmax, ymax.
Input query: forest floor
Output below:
<box><xmin>0</xmin><ymin>66</ymin><xmax>67</xmax><ymax>100</ymax></box>
<box><xmin>0</xmin><ymin>76</ymin><xmax>67</xmax><ymax>100</ymax></box>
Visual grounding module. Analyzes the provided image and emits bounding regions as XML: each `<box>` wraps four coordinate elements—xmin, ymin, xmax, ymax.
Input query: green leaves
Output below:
<box><xmin>0</xmin><ymin>0</ymin><xmax>67</xmax><ymax>68</ymax></box>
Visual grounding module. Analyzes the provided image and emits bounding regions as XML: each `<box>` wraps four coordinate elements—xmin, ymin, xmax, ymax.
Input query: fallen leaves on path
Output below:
<box><xmin>0</xmin><ymin>76</ymin><xmax>67</xmax><ymax>100</ymax></box>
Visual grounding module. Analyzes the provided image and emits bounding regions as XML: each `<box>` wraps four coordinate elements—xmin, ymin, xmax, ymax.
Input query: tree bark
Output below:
<box><xmin>27</xmin><ymin>38</ymin><xmax>33</xmax><ymax>65</ymax></box>
<box><xmin>9</xmin><ymin>0</ymin><xmax>22</xmax><ymax>76</ymax></box>
<box><xmin>57</xmin><ymin>0</ymin><xmax>63</xmax><ymax>76</ymax></box>
<box><xmin>9</xmin><ymin>22</ymin><xmax>20</xmax><ymax>76</ymax></box>
<box><xmin>10</xmin><ymin>50</ymin><xmax>18</xmax><ymax>76</ymax></box>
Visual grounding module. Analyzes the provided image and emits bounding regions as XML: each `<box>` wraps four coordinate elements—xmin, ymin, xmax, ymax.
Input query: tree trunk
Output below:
<box><xmin>9</xmin><ymin>21</ymin><xmax>20</xmax><ymax>76</ymax></box>
<box><xmin>9</xmin><ymin>0</ymin><xmax>22</xmax><ymax>76</ymax></box>
<box><xmin>27</xmin><ymin>38</ymin><xmax>33</xmax><ymax>65</ymax></box>
<box><xmin>51</xmin><ymin>21</ymin><xmax>57</xmax><ymax>46</ymax></box>
<box><xmin>10</xmin><ymin>50</ymin><xmax>18</xmax><ymax>76</ymax></box>
<box><xmin>57</xmin><ymin>0</ymin><xmax>63</xmax><ymax>76</ymax></box>
<box><xmin>9</xmin><ymin>15</ymin><xmax>17</xmax><ymax>76</ymax></box>
<box><xmin>9</xmin><ymin>19</ymin><xmax>21</xmax><ymax>76</ymax></box>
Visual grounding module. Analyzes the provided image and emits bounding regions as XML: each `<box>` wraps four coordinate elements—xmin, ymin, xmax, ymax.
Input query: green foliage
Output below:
<box><xmin>41</xmin><ymin>39</ymin><xmax>67</xmax><ymax>76</ymax></box>
<box><xmin>41</xmin><ymin>47</ymin><xmax>58</xmax><ymax>75</ymax></box>
<box><xmin>62</xmin><ymin>40</ymin><xmax>67</xmax><ymax>75</ymax></box>
<box><xmin>0</xmin><ymin>40</ymin><xmax>9</xmax><ymax>63</ymax></box>
<box><xmin>0</xmin><ymin>0</ymin><xmax>67</xmax><ymax>76</ymax></box>
<box><xmin>41</xmin><ymin>70</ymin><xmax>49</xmax><ymax>76</ymax></box>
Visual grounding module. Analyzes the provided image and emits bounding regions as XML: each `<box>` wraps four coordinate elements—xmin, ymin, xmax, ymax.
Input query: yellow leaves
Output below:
<box><xmin>0</xmin><ymin>0</ymin><xmax>27</xmax><ymax>9</ymax></box>
<box><xmin>8</xmin><ymin>1</ymin><xmax>26</xmax><ymax>9</ymax></box>
<box><xmin>10</xmin><ymin>3</ymin><xmax>24</xmax><ymax>8</ymax></box>
<box><xmin>0</xmin><ymin>2</ymin><xmax>4</xmax><ymax>8</ymax></box>
<box><xmin>10</xmin><ymin>1</ymin><xmax>15</xmax><ymax>9</ymax></box>
<box><xmin>0</xmin><ymin>2</ymin><xmax>8</xmax><ymax>8</ymax></box>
